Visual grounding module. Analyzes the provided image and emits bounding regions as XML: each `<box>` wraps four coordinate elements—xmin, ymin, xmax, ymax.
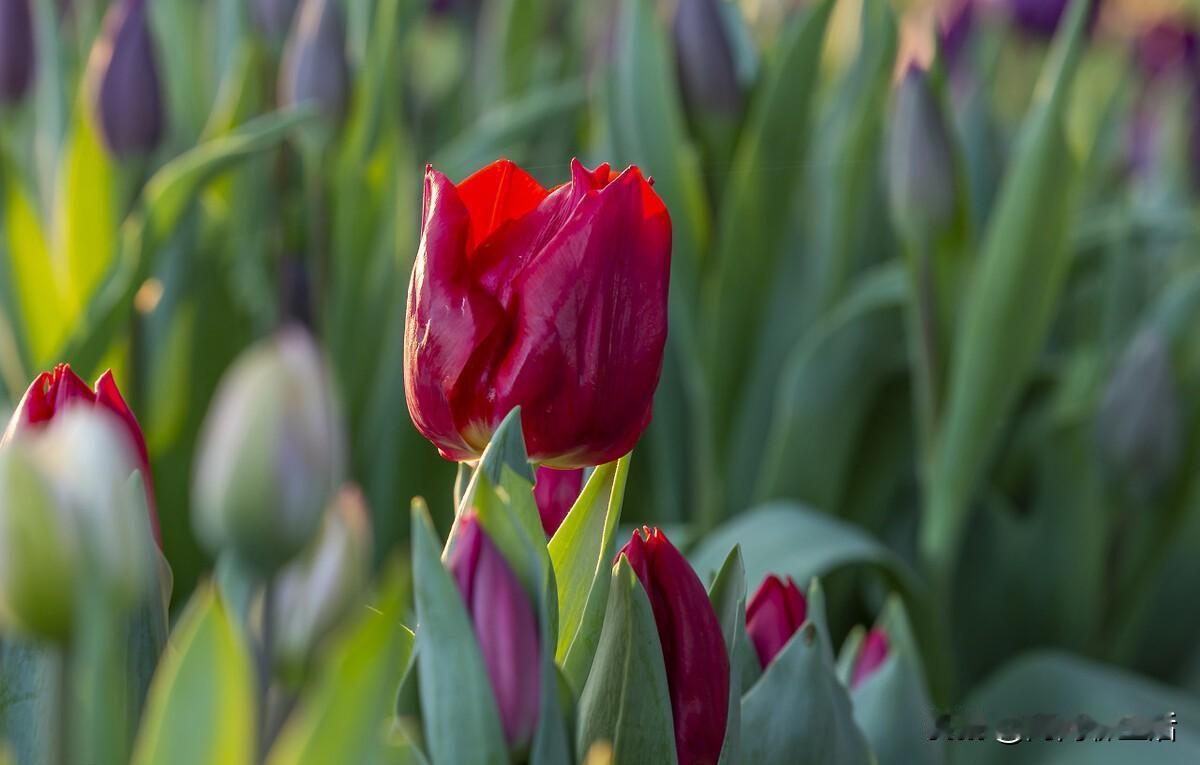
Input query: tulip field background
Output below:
<box><xmin>5</xmin><ymin>0</ymin><xmax>1200</xmax><ymax>762</ymax></box>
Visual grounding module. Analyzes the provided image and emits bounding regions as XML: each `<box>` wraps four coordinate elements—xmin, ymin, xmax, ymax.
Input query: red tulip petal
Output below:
<box><xmin>533</xmin><ymin>465</ymin><xmax>584</xmax><ymax>538</ymax></box>
<box><xmin>456</xmin><ymin>159</ymin><xmax>549</xmax><ymax>251</ymax></box>
<box><xmin>405</xmin><ymin>168</ymin><xmax>509</xmax><ymax>460</ymax></box>
<box><xmin>489</xmin><ymin>166</ymin><xmax>671</xmax><ymax>466</ymax></box>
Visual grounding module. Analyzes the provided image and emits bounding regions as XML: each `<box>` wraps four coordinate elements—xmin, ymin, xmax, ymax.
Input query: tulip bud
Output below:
<box><xmin>252</xmin><ymin>0</ymin><xmax>299</xmax><ymax>45</ymax></box>
<box><xmin>1005</xmin><ymin>0</ymin><xmax>1100</xmax><ymax>40</ymax></box>
<box><xmin>939</xmin><ymin>0</ymin><xmax>974</xmax><ymax>73</ymax></box>
<box><xmin>1096</xmin><ymin>329</ymin><xmax>1182</xmax><ymax>500</ymax></box>
<box><xmin>1135</xmin><ymin>21</ymin><xmax>1199</xmax><ymax>83</ymax></box>
<box><xmin>887</xmin><ymin>64</ymin><xmax>958</xmax><ymax>244</ymax></box>
<box><xmin>533</xmin><ymin>466</ymin><xmax>583</xmax><ymax>538</ymax></box>
<box><xmin>272</xmin><ymin>485</ymin><xmax>372</xmax><ymax>679</ymax></box>
<box><xmin>193</xmin><ymin>326</ymin><xmax>345</xmax><ymax>576</ymax></box>
<box><xmin>850</xmin><ymin>627</ymin><xmax>889</xmax><ymax>689</ymax></box>
<box><xmin>673</xmin><ymin>0</ymin><xmax>743</xmax><ymax>120</ymax></box>
<box><xmin>279</xmin><ymin>0</ymin><xmax>350</xmax><ymax>123</ymax></box>
<box><xmin>0</xmin><ymin>445</ymin><xmax>79</xmax><ymax>641</ymax></box>
<box><xmin>2</xmin><ymin>364</ymin><xmax>161</xmax><ymax>545</ymax></box>
<box><xmin>746</xmin><ymin>574</ymin><xmax>807</xmax><ymax>669</ymax></box>
<box><xmin>617</xmin><ymin>527</ymin><xmax>729</xmax><ymax>765</ymax></box>
<box><xmin>405</xmin><ymin>159</ymin><xmax>671</xmax><ymax>468</ymax></box>
<box><xmin>446</xmin><ymin>511</ymin><xmax>541</xmax><ymax>754</ymax></box>
<box><xmin>0</xmin><ymin>0</ymin><xmax>35</xmax><ymax>106</ymax></box>
<box><xmin>87</xmin><ymin>0</ymin><xmax>165</xmax><ymax>157</ymax></box>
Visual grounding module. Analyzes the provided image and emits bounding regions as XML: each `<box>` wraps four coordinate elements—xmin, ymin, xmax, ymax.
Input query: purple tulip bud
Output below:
<box><xmin>447</xmin><ymin>511</ymin><xmax>541</xmax><ymax>753</ymax></box>
<box><xmin>0</xmin><ymin>0</ymin><xmax>35</xmax><ymax>106</ymax></box>
<box><xmin>1135</xmin><ymin>20</ymin><xmax>1199</xmax><ymax>83</ymax></box>
<box><xmin>886</xmin><ymin>64</ymin><xmax>957</xmax><ymax>241</ymax></box>
<box><xmin>533</xmin><ymin>466</ymin><xmax>583</xmax><ymax>538</ymax></box>
<box><xmin>252</xmin><ymin>0</ymin><xmax>300</xmax><ymax>44</ymax></box>
<box><xmin>279</xmin><ymin>0</ymin><xmax>350</xmax><ymax>123</ymax></box>
<box><xmin>850</xmin><ymin>628</ymin><xmax>889</xmax><ymax>689</ymax></box>
<box><xmin>1006</xmin><ymin>0</ymin><xmax>1100</xmax><ymax>40</ymax></box>
<box><xmin>673</xmin><ymin>0</ymin><xmax>743</xmax><ymax>119</ymax></box>
<box><xmin>88</xmin><ymin>0</ymin><xmax>165</xmax><ymax>157</ymax></box>
<box><xmin>938</xmin><ymin>0</ymin><xmax>974</xmax><ymax>72</ymax></box>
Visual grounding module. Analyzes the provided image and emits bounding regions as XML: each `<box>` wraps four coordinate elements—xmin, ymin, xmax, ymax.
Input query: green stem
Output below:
<box><xmin>51</xmin><ymin>644</ymin><xmax>71</xmax><ymax>765</ymax></box>
<box><xmin>257</xmin><ymin>579</ymin><xmax>277</xmax><ymax>763</ymax></box>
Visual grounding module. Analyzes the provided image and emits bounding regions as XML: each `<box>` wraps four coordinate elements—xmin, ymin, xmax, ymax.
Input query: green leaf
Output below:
<box><xmin>924</xmin><ymin>0</ymin><xmax>1091</xmax><ymax>584</ymax></box>
<box><xmin>409</xmin><ymin>502</ymin><xmax>509</xmax><ymax>765</ymax></box>
<box><xmin>130</xmin><ymin>584</ymin><xmax>256</xmax><ymax>765</ymax></box>
<box><xmin>948</xmin><ymin>652</ymin><xmax>1200</xmax><ymax>764</ymax></box>
<box><xmin>849</xmin><ymin>597</ymin><xmax>943</xmax><ymax>765</ymax></box>
<box><xmin>706</xmin><ymin>547</ymin><xmax>746</xmax><ymax>765</ymax></box>
<box><xmin>58</xmin><ymin>107</ymin><xmax>318</xmax><ymax>375</ymax></box>
<box><xmin>476</xmin><ymin>0</ymin><xmax>549</xmax><ymax>108</ymax></box>
<box><xmin>267</xmin><ymin>564</ymin><xmax>416</xmax><ymax>765</ymax></box>
<box><xmin>741</xmin><ymin>602</ymin><xmax>871</xmax><ymax>764</ymax></box>
<box><xmin>549</xmin><ymin>456</ymin><xmax>630</xmax><ymax>690</ymax></box>
<box><xmin>706</xmin><ymin>0</ymin><xmax>833</xmax><ymax>441</ymax></box>
<box><xmin>576</xmin><ymin>559</ymin><xmax>677</xmax><ymax>764</ymax></box>
<box><xmin>0</xmin><ymin>640</ymin><xmax>53</xmax><ymax>765</ymax></box>
<box><xmin>2</xmin><ymin>167</ymin><xmax>64</xmax><ymax>366</ymax></box>
<box><xmin>753</xmin><ymin>262</ymin><xmax>907</xmax><ymax>510</ymax></box>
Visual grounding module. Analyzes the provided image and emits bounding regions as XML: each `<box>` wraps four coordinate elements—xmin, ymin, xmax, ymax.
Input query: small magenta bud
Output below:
<box><xmin>0</xmin><ymin>0</ymin><xmax>35</xmax><ymax>106</ymax></box>
<box><xmin>850</xmin><ymin>628</ymin><xmax>889</xmax><ymax>689</ymax></box>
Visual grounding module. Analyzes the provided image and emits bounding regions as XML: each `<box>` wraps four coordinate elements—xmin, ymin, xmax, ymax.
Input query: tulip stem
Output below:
<box><xmin>257</xmin><ymin>579</ymin><xmax>278</xmax><ymax>763</ymax></box>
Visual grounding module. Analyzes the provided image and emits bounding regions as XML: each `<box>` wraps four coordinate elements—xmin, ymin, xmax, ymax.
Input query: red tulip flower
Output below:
<box><xmin>533</xmin><ymin>465</ymin><xmax>583</xmax><ymax>538</ymax></box>
<box><xmin>618</xmin><ymin>527</ymin><xmax>729</xmax><ymax>765</ymax></box>
<box><xmin>447</xmin><ymin>511</ymin><xmax>542</xmax><ymax>752</ymax></box>
<box><xmin>404</xmin><ymin>158</ymin><xmax>671</xmax><ymax>468</ymax></box>
<box><xmin>746</xmin><ymin>574</ymin><xmax>807</xmax><ymax>668</ymax></box>
<box><xmin>2</xmin><ymin>364</ymin><xmax>160</xmax><ymax>545</ymax></box>
<box><xmin>850</xmin><ymin>627</ymin><xmax>889</xmax><ymax>689</ymax></box>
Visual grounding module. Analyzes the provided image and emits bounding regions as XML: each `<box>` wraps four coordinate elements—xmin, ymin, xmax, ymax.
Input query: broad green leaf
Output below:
<box><xmin>924</xmin><ymin>0</ymin><xmax>1091</xmax><ymax>584</ymax></box>
<box><xmin>3</xmin><ymin>170</ymin><xmax>65</xmax><ymax>364</ymax></box>
<box><xmin>741</xmin><ymin>615</ymin><xmax>871</xmax><ymax>764</ymax></box>
<box><xmin>0</xmin><ymin>641</ymin><xmax>52</xmax><ymax>765</ymax></box>
<box><xmin>706</xmin><ymin>0</ymin><xmax>833</xmax><ymax>441</ymax></box>
<box><xmin>409</xmin><ymin>502</ymin><xmax>508</xmax><ymax>765</ymax></box>
<box><xmin>549</xmin><ymin>456</ymin><xmax>630</xmax><ymax>685</ymax></box>
<box><xmin>753</xmin><ymin>262</ymin><xmax>907</xmax><ymax>510</ymax></box>
<box><xmin>54</xmin><ymin>98</ymin><xmax>117</xmax><ymax>320</ymax></box>
<box><xmin>850</xmin><ymin>597</ymin><xmax>944</xmax><ymax>765</ymax></box>
<box><xmin>707</xmin><ymin>547</ymin><xmax>746</xmax><ymax>765</ymax></box>
<box><xmin>947</xmin><ymin>652</ymin><xmax>1200</xmax><ymax>764</ymax></box>
<box><xmin>576</xmin><ymin>559</ymin><xmax>677</xmax><ymax>764</ymax></box>
<box><xmin>476</xmin><ymin>0</ymin><xmax>548</xmax><ymax>108</ymax></box>
<box><xmin>130</xmin><ymin>584</ymin><xmax>255</xmax><ymax>765</ymax></box>
<box><xmin>268</xmin><ymin>565</ymin><xmax>416</xmax><ymax>765</ymax></box>
<box><xmin>58</xmin><ymin>107</ymin><xmax>318</xmax><ymax>375</ymax></box>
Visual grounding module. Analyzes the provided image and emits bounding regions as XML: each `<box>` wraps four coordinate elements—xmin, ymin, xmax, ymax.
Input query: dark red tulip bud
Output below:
<box><xmin>850</xmin><ymin>628</ymin><xmax>889</xmax><ymax>689</ymax></box>
<box><xmin>88</xmin><ymin>0</ymin><xmax>165</xmax><ymax>157</ymax></box>
<box><xmin>279</xmin><ymin>0</ymin><xmax>350</xmax><ymax>123</ymax></box>
<box><xmin>746</xmin><ymin>575</ymin><xmax>807</xmax><ymax>668</ymax></box>
<box><xmin>533</xmin><ymin>466</ymin><xmax>583</xmax><ymax>538</ymax></box>
<box><xmin>447</xmin><ymin>511</ymin><xmax>542</xmax><ymax>753</ymax></box>
<box><xmin>0</xmin><ymin>0</ymin><xmax>35</xmax><ymax>106</ymax></box>
<box><xmin>617</xmin><ymin>527</ymin><xmax>729</xmax><ymax>765</ymax></box>
<box><xmin>1</xmin><ymin>364</ymin><xmax>160</xmax><ymax>545</ymax></box>
<box><xmin>1006</xmin><ymin>0</ymin><xmax>1100</xmax><ymax>40</ymax></box>
<box><xmin>673</xmin><ymin>0</ymin><xmax>743</xmax><ymax>119</ymax></box>
<box><xmin>404</xmin><ymin>159</ymin><xmax>671</xmax><ymax>468</ymax></box>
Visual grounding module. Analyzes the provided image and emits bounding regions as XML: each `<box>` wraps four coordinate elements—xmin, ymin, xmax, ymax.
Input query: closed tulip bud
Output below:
<box><xmin>673</xmin><ymin>0</ymin><xmax>743</xmax><ymax>120</ymax></box>
<box><xmin>88</xmin><ymin>0</ymin><xmax>165</xmax><ymax>157</ymax></box>
<box><xmin>446</xmin><ymin>511</ymin><xmax>541</xmax><ymax>754</ymax></box>
<box><xmin>746</xmin><ymin>574</ymin><xmax>807</xmax><ymax>668</ymax></box>
<box><xmin>272</xmin><ymin>485</ymin><xmax>371</xmax><ymax>678</ymax></box>
<box><xmin>618</xmin><ymin>527</ymin><xmax>729</xmax><ymax>765</ymax></box>
<box><xmin>533</xmin><ymin>466</ymin><xmax>583</xmax><ymax>538</ymax></box>
<box><xmin>279</xmin><ymin>0</ymin><xmax>350</xmax><ymax>123</ymax></box>
<box><xmin>939</xmin><ymin>0</ymin><xmax>974</xmax><ymax>73</ymax></box>
<box><xmin>887</xmin><ymin>64</ymin><xmax>958</xmax><ymax>244</ymax></box>
<box><xmin>0</xmin><ymin>0</ymin><xmax>35</xmax><ymax>106</ymax></box>
<box><xmin>405</xmin><ymin>159</ymin><xmax>671</xmax><ymax>468</ymax></box>
<box><xmin>2</xmin><ymin>364</ymin><xmax>161</xmax><ymax>545</ymax></box>
<box><xmin>850</xmin><ymin>628</ymin><xmax>889</xmax><ymax>689</ymax></box>
<box><xmin>1006</xmin><ymin>0</ymin><xmax>1100</xmax><ymax>40</ymax></box>
<box><xmin>29</xmin><ymin>409</ymin><xmax>155</xmax><ymax>609</ymax></box>
<box><xmin>193</xmin><ymin>327</ymin><xmax>345</xmax><ymax>576</ymax></box>
<box><xmin>0</xmin><ymin>445</ymin><xmax>79</xmax><ymax>641</ymax></box>
<box><xmin>252</xmin><ymin>0</ymin><xmax>299</xmax><ymax>44</ymax></box>
<box><xmin>1096</xmin><ymin>329</ymin><xmax>1182</xmax><ymax>500</ymax></box>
